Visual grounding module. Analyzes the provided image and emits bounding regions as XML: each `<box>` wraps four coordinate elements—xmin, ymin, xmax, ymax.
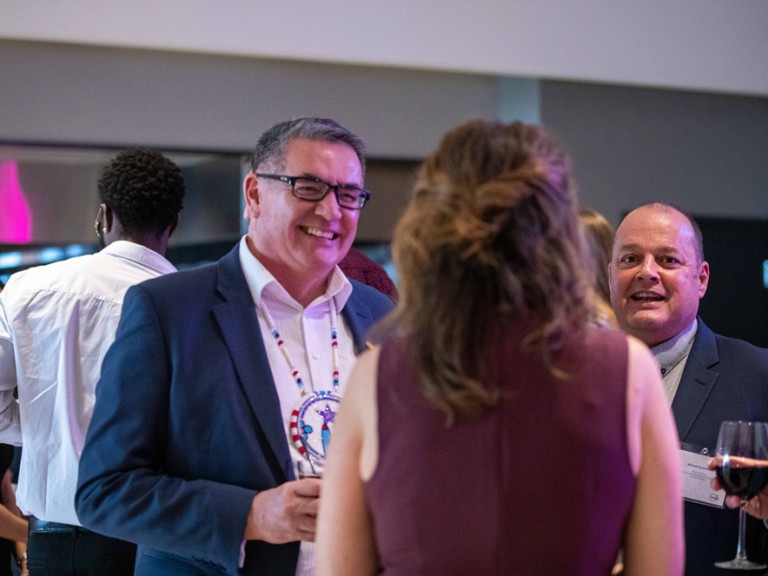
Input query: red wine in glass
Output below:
<box><xmin>716</xmin><ymin>457</ymin><xmax>768</xmax><ymax>500</ymax></box>
<box><xmin>714</xmin><ymin>421</ymin><xmax>768</xmax><ymax>571</ymax></box>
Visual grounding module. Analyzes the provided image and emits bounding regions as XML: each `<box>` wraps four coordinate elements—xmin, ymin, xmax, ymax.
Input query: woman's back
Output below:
<box><xmin>365</xmin><ymin>323</ymin><xmax>634</xmax><ymax>576</ymax></box>
<box><xmin>315</xmin><ymin>119</ymin><xmax>682</xmax><ymax>576</ymax></box>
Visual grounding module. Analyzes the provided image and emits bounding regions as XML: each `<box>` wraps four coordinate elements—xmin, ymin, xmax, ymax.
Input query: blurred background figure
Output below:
<box><xmin>579</xmin><ymin>208</ymin><xmax>618</xmax><ymax>328</ymax></box>
<box><xmin>0</xmin><ymin>443</ymin><xmax>25</xmax><ymax>576</ymax></box>
<box><xmin>0</xmin><ymin>149</ymin><xmax>185</xmax><ymax>575</ymax></box>
<box><xmin>316</xmin><ymin>120</ymin><xmax>684</xmax><ymax>576</ymax></box>
<box><xmin>339</xmin><ymin>247</ymin><xmax>398</xmax><ymax>299</ymax></box>
<box><xmin>0</xmin><ymin>279</ymin><xmax>26</xmax><ymax>576</ymax></box>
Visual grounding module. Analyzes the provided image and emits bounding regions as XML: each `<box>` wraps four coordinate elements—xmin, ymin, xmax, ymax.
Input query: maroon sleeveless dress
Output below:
<box><xmin>364</xmin><ymin>322</ymin><xmax>635</xmax><ymax>575</ymax></box>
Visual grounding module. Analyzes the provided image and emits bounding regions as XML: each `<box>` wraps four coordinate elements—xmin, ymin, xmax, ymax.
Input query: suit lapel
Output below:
<box><xmin>212</xmin><ymin>248</ymin><xmax>292</xmax><ymax>482</ymax></box>
<box><xmin>207</xmin><ymin>257</ymin><xmax>385</xmax><ymax>483</ymax></box>
<box><xmin>342</xmin><ymin>289</ymin><xmax>376</xmax><ymax>355</ymax></box>
<box><xmin>671</xmin><ymin>319</ymin><xmax>720</xmax><ymax>442</ymax></box>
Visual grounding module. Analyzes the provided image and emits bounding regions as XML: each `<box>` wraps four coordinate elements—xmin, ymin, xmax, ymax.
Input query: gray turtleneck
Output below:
<box><xmin>650</xmin><ymin>319</ymin><xmax>698</xmax><ymax>405</ymax></box>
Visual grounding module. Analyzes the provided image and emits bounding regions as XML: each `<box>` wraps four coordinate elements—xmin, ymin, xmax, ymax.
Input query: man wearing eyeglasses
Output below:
<box><xmin>76</xmin><ymin>118</ymin><xmax>395</xmax><ymax>575</ymax></box>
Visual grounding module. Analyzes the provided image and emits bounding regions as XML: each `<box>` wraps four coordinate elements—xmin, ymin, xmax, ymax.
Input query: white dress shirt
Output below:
<box><xmin>238</xmin><ymin>237</ymin><xmax>356</xmax><ymax>576</ymax></box>
<box><xmin>0</xmin><ymin>240</ymin><xmax>176</xmax><ymax>525</ymax></box>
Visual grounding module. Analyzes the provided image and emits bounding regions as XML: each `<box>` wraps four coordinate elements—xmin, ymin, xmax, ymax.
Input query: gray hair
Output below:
<box><xmin>249</xmin><ymin>117</ymin><xmax>366</xmax><ymax>178</ymax></box>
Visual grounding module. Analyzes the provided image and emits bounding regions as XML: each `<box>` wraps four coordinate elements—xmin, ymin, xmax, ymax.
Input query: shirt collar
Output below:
<box><xmin>101</xmin><ymin>240</ymin><xmax>176</xmax><ymax>275</ymax></box>
<box><xmin>651</xmin><ymin>318</ymin><xmax>698</xmax><ymax>375</ymax></box>
<box><xmin>238</xmin><ymin>236</ymin><xmax>352</xmax><ymax>311</ymax></box>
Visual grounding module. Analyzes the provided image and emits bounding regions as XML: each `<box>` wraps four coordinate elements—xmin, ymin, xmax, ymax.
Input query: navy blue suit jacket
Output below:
<box><xmin>672</xmin><ymin>319</ymin><xmax>768</xmax><ymax>576</ymax></box>
<box><xmin>75</xmin><ymin>246</ymin><xmax>394</xmax><ymax>575</ymax></box>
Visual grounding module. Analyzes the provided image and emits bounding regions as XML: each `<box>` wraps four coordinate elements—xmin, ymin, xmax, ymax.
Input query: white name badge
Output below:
<box><xmin>680</xmin><ymin>447</ymin><xmax>725</xmax><ymax>508</ymax></box>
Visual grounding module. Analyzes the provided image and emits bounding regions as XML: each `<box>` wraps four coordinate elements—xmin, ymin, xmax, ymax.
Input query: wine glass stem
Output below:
<box><xmin>736</xmin><ymin>502</ymin><xmax>748</xmax><ymax>561</ymax></box>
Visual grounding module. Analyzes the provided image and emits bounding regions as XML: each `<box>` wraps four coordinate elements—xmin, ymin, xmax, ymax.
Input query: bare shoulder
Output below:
<box><xmin>626</xmin><ymin>335</ymin><xmax>658</xmax><ymax>376</ymax></box>
<box><xmin>625</xmin><ymin>335</ymin><xmax>666</xmax><ymax>475</ymax></box>
<box><xmin>345</xmin><ymin>347</ymin><xmax>380</xmax><ymax>402</ymax></box>
<box><xmin>342</xmin><ymin>347</ymin><xmax>381</xmax><ymax>481</ymax></box>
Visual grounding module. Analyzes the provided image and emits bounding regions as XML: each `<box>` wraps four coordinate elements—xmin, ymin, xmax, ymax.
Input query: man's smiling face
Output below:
<box><xmin>609</xmin><ymin>205</ymin><xmax>709</xmax><ymax>348</ymax></box>
<box><xmin>244</xmin><ymin>138</ymin><xmax>363</xmax><ymax>289</ymax></box>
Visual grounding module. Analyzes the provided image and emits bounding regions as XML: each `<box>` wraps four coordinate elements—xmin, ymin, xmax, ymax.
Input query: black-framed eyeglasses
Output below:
<box><xmin>255</xmin><ymin>173</ymin><xmax>371</xmax><ymax>210</ymax></box>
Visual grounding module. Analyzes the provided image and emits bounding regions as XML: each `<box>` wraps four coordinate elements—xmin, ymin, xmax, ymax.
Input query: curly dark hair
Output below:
<box><xmin>98</xmin><ymin>149</ymin><xmax>186</xmax><ymax>236</ymax></box>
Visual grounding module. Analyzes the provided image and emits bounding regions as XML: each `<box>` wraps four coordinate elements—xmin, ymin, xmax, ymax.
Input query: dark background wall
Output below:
<box><xmin>540</xmin><ymin>81</ymin><xmax>768</xmax><ymax>226</ymax></box>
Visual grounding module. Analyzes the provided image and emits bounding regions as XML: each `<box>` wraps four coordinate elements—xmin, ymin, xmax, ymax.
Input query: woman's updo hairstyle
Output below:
<box><xmin>388</xmin><ymin>120</ymin><xmax>594</xmax><ymax>420</ymax></box>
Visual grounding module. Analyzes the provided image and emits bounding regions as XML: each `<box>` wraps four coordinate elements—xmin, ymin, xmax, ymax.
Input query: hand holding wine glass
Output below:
<box><xmin>297</xmin><ymin>456</ymin><xmax>324</xmax><ymax>479</ymax></box>
<box><xmin>709</xmin><ymin>460</ymin><xmax>768</xmax><ymax>519</ymax></box>
<box><xmin>711</xmin><ymin>421</ymin><xmax>768</xmax><ymax>570</ymax></box>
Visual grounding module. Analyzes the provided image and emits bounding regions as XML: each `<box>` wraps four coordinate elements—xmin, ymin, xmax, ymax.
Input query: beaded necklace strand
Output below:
<box><xmin>257</xmin><ymin>297</ymin><xmax>340</xmax><ymax>398</ymax></box>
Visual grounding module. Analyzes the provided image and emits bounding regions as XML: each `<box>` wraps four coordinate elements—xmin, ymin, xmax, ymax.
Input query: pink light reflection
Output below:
<box><xmin>0</xmin><ymin>161</ymin><xmax>32</xmax><ymax>242</ymax></box>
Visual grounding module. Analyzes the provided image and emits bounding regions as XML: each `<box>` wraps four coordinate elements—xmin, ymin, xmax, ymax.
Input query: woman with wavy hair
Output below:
<box><xmin>316</xmin><ymin>120</ymin><xmax>683</xmax><ymax>576</ymax></box>
<box><xmin>579</xmin><ymin>207</ymin><xmax>619</xmax><ymax>328</ymax></box>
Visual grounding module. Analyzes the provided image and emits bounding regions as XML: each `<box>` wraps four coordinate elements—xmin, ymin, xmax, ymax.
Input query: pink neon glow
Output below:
<box><xmin>0</xmin><ymin>161</ymin><xmax>32</xmax><ymax>242</ymax></box>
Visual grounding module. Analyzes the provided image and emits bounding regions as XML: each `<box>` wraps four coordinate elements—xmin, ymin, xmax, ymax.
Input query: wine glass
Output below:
<box><xmin>713</xmin><ymin>420</ymin><xmax>768</xmax><ymax>570</ymax></box>
<box><xmin>296</xmin><ymin>455</ymin><xmax>324</xmax><ymax>479</ymax></box>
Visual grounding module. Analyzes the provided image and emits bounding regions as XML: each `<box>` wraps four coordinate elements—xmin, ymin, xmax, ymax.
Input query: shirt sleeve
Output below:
<box><xmin>0</xmin><ymin>295</ymin><xmax>22</xmax><ymax>446</ymax></box>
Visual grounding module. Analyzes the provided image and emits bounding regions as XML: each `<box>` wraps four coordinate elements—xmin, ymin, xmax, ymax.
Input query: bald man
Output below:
<box><xmin>609</xmin><ymin>202</ymin><xmax>768</xmax><ymax>575</ymax></box>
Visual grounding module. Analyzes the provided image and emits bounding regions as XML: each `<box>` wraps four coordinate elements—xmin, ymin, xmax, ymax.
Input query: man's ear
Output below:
<box><xmin>698</xmin><ymin>260</ymin><xmax>710</xmax><ymax>299</ymax></box>
<box><xmin>94</xmin><ymin>205</ymin><xmax>105</xmax><ymax>245</ymax></box>
<box><xmin>102</xmin><ymin>204</ymin><xmax>114</xmax><ymax>233</ymax></box>
<box><xmin>243</xmin><ymin>172</ymin><xmax>261</xmax><ymax>220</ymax></box>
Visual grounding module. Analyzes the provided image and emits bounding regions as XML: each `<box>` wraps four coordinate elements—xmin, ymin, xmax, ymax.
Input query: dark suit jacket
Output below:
<box><xmin>672</xmin><ymin>318</ymin><xmax>768</xmax><ymax>576</ymax></box>
<box><xmin>75</xmin><ymin>246</ymin><xmax>395</xmax><ymax>575</ymax></box>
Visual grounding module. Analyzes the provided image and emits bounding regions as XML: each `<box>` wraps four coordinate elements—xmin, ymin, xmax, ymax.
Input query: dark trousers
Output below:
<box><xmin>27</xmin><ymin>518</ymin><xmax>136</xmax><ymax>576</ymax></box>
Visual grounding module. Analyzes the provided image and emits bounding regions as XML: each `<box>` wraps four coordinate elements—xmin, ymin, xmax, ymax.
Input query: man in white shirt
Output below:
<box><xmin>75</xmin><ymin>118</ymin><xmax>395</xmax><ymax>575</ymax></box>
<box><xmin>0</xmin><ymin>149</ymin><xmax>186</xmax><ymax>575</ymax></box>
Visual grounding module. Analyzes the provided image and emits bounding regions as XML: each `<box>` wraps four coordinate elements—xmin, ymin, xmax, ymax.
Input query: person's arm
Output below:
<box><xmin>0</xmin><ymin>296</ymin><xmax>22</xmax><ymax>445</ymax></box>
<box><xmin>0</xmin><ymin>468</ymin><xmax>27</xmax><ymax>575</ymax></box>
<box><xmin>0</xmin><ymin>470</ymin><xmax>26</xmax><ymax>543</ymax></box>
<box><xmin>623</xmin><ymin>337</ymin><xmax>684</xmax><ymax>576</ymax></box>
<box><xmin>316</xmin><ymin>348</ymin><xmax>380</xmax><ymax>576</ymax></box>
<box><xmin>0</xmin><ymin>502</ymin><xmax>26</xmax><ymax>543</ymax></box>
<box><xmin>75</xmin><ymin>285</ymin><xmax>258</xmax><ymax>573</ymax></box>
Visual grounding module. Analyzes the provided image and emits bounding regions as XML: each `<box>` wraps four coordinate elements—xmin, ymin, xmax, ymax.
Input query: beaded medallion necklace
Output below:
<box><xmin>257</xmin><ymin>296</ymin><xmax>341</xmax><ymax>462</ymax></box>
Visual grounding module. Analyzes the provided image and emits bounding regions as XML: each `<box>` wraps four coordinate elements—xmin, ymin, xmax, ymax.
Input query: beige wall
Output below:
<box><xmin>3</xmin><ymin>1</ymin><xmax>767</xmax><ymax>97</ymax></box>
<box><xmin>1</xmin><ymin>40</ymin><xmax>767</xmax><ymax>243</ymax></box>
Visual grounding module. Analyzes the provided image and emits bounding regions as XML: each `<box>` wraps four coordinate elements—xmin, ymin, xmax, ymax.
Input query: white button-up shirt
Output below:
<box><xmin>0</xmin><ymin>241</ymin><xmax>176</xmax><ymax>525</ymax></box>
<box><xmin>238</xmin><ymin>237</ymin><xmax>355</xmax><ymax>576</ymax></box>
